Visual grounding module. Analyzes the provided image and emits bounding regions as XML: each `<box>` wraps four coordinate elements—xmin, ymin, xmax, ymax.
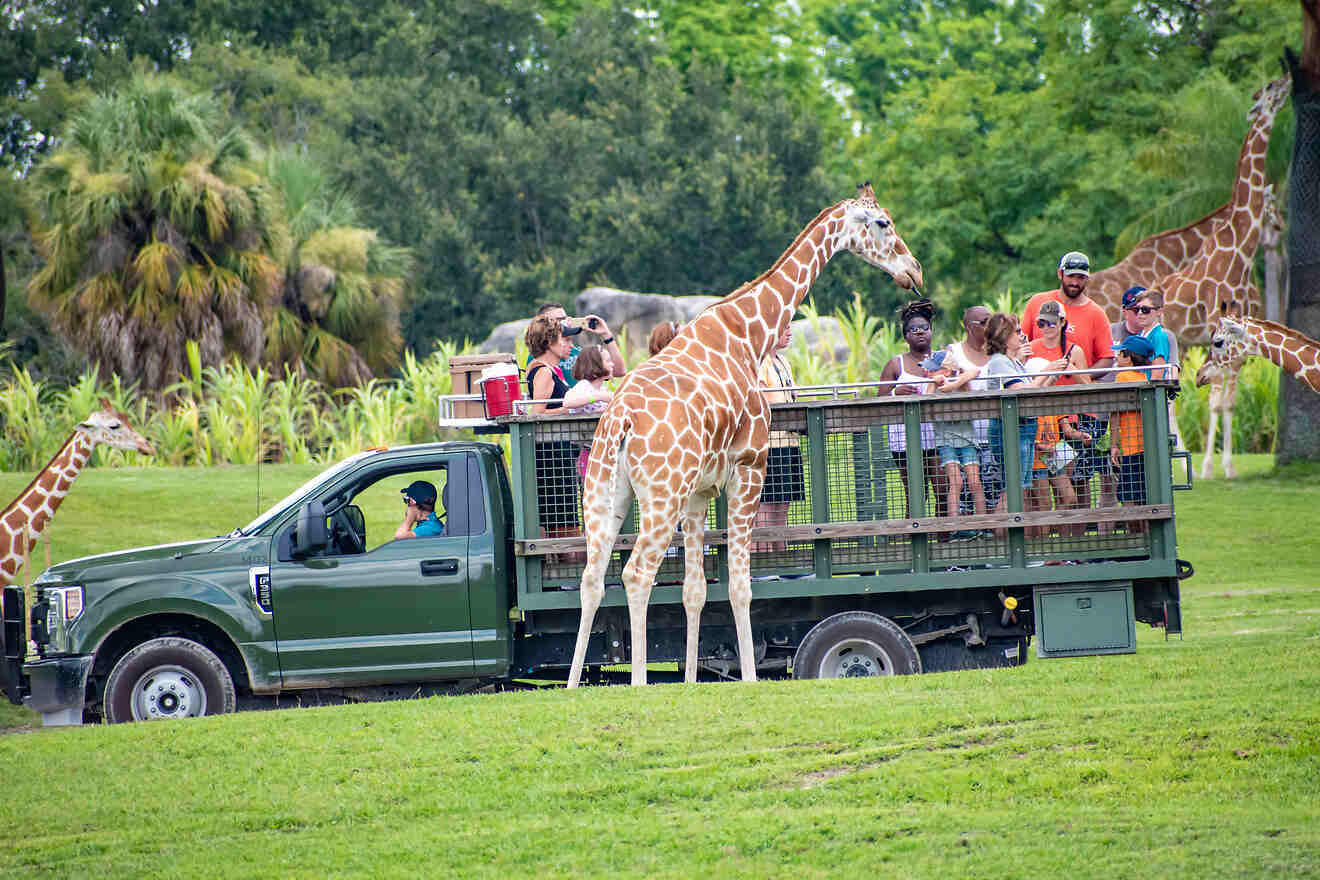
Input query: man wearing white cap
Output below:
<box><xmin>1021</xmin><ymin>251</ymin><xmax>1115</xmax><ymax>374</ymax></box>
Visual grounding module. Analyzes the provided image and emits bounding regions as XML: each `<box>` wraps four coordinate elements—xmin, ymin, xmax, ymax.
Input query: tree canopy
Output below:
<box><xmin>0</xmin><ymin>0</ymin><xmax>1303</xmax><ymax>369</ymax></box>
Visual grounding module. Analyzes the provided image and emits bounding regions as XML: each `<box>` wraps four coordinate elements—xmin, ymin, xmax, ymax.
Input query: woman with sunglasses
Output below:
<box><xmin>1029</xmin><ymin>300</ymin><xmax>1090</xmax><ymax>386</ymax></box>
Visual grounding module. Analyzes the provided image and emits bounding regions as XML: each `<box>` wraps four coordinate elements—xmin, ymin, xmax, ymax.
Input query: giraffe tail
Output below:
<box><xmin>584</xmin><ymin>409</ymin><xmax>631</xmax><ymax>534</ymax></box>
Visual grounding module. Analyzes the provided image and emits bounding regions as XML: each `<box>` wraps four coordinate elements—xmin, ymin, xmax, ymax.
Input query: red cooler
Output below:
<box><xmin>479</xmin><ymin>371</ymin><xmax>522</xmax><ymax>418</ymax></box>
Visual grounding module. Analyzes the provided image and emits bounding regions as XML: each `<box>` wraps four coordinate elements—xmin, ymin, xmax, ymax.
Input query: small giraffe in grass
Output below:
<box><xmin>1196</xmin><ymin>307</ymin><xmax>1320</xmax><ymax>478</ymax></box>
<box><xmin>566</xmin><ymin>183</ymin><xmax>923</xmax><ymax>687</ymax></box>
<box><xmin>0</xmin><ymin>400</ymin><xmax>154</xmax><ymax>586</ymax></box>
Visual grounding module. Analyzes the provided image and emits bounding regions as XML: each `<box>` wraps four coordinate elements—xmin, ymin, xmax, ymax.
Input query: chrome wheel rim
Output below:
<box><xmin>129</xmin><ymin>664</ymin><xmax>207</xmax><ymax>720</ymax></box>
<box><xmin>817</xmin><ymin>638</ymin><xmax>896</xmax><ymax>678</ymax></box>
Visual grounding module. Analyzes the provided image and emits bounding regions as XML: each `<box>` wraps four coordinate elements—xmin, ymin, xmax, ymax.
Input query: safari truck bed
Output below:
<box><xmin>2</xmin><ymin>380</ymin><xmax>1189</xmax><ymax>724</ymax></box>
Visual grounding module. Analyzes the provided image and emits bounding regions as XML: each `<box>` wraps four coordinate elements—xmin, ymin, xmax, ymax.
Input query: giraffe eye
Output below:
<box><xmin>873</xmin><ymin>218</ymin><xmax>890</xmax><ymax>230</ymax></box>
<box><xmin>109</xmin><ymin>422</ymin><xmax>121</xmax><ymax>429</ymax></box>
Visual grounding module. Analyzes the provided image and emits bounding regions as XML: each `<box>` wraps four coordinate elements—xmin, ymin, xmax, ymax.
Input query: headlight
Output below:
<box><xmin>38</xmin><ymin>586</ymin><xmax>84</xmax><ymax>654</ymax></box>
<box><xmin>48</xmin><ymin>586</ymin><xmax>85</xmax><ymax>623</ymax></box>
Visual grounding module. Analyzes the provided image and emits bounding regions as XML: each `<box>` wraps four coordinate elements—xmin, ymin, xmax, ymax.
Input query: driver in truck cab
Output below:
<box><xmin>395</xmin><ymin>479</ymin><xmax>444</xmax><ymax>539</ymax></box>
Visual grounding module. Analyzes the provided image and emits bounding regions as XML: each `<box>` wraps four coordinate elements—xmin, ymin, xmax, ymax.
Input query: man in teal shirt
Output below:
<box><xmin>395</xmin><ymin>480</ymin><xmax>445</xmax><ymax>539</ymax></box>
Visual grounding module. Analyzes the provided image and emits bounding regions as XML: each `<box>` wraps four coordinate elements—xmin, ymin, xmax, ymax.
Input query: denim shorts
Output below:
<box><xmin>937</xmin><ymin>444</ymin><xmax>978</xmax><ymax>467</ymax></box>
<box><xmin>988</xmin><ymin>418</ymin><xmax>1037</xmax><ymax>491</ymax></box>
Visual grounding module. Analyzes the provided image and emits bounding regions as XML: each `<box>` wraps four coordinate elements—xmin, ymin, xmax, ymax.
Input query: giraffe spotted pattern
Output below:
<box><xmin>566</xmin><ymin>183</ymin><xmax>923</xmax><ymax>687</ymax></box>
<box><xmin>1</xmin><ymin>402</ymin><xmax>154</xmax><ymax>585</ymax></box>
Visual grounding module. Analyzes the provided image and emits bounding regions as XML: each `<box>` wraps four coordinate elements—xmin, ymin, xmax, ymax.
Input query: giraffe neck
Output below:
<box><xmin>1218</xmin><ymin>98</ymin><xmax>1282</xmax><ymax>257</ymax></box>
<box><xmin>0</xmin><ymin>431</ymin><xmax>94</xmax><ymax>584</ymax></box>
<box><xmin>715</xmin><ymin>201</ymin><xmax>846</xmax><ymax>361</ymax></box>
<box><xmin>1243</xmin><ymin>318</ymin><xmax>1320</xmax><ymax>392</ymax></box>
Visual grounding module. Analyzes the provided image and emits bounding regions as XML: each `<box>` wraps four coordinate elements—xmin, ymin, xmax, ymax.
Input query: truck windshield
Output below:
<box><xmin>234</xmin><ymin>450</ymin><xmax>382</xmax><ymax>536</ymax></box>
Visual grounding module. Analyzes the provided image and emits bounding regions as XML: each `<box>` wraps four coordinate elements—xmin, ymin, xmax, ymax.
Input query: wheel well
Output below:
<box><xmin>89</xmin><ymin>615</ymin><xmax>251</xmax><ymax>705</ymax></box>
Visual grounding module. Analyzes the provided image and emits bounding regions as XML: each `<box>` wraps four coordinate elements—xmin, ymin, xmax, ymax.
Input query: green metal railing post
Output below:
<box><xmin>1000</xmin><ymin>395</ymin><xmax>1026</xmax><ymax>568</ymax></box>
<box><xmin>904</xmin><ymin>401</ymin><xmax>928</xmax><ymax>573</ymax></box>
<box><xmin>807</xmin><ymin>410</ymin><xmax>832</xmax><ymax>579</ymax></box>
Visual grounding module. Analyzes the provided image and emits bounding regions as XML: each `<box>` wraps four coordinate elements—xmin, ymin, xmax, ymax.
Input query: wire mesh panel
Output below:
<box><xmin>508</xmin><ymin>380</ymin><xmax>1171</xmax><ymax>591</ymax></box>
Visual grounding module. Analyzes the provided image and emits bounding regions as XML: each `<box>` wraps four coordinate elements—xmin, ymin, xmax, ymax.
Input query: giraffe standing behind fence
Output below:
<box><xmin>566</xmin><ymin>183</ymin><xmax>923</xmax><ymax>687</ymax></box>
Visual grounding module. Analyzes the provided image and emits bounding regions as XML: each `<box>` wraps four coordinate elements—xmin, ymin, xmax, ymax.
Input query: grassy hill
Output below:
<box><xmin>0</xmin><ymin>456</ymin><xmax>1317</xmax><ymax>877</ymax></box>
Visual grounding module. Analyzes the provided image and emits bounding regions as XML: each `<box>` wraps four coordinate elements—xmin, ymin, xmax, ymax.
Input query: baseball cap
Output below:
<box><xmin>1038</xmin><ymin>300</ymin><xmax>1066</xmax><ymax>323</ymax></box>
<box><xmin>1058</xmin><ymin>251</ymin><xmax>1090</xmax><ymax>276</ymax></box>
<box><xmin>401</xmin><ymin>479</ymin><xmax>438</xmax><ymax>506</ymax></box>
<box><xmin>1121</xmin><ymin>286</ymin><xmax>1148</xmax><ymax>309</ymax></box>
<box><xmin>919</xmin><ymin>351</ymin><xmax>948</xmax><ymax>371</ymax></box>
<box><xmin>1114</xmin><ymin>335</ymin><xmax>1155</xmax><ymax>360</ymax></box>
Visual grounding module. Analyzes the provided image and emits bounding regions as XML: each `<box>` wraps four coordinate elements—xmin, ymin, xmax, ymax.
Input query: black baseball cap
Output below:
<box><xmin>401</xmin><ymin>480</ymin><xmax>438</xmax><ymax>506</ymax></box>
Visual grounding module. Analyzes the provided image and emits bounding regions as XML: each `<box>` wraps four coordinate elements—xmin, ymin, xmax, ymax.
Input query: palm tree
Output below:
<box><xmin>264</xmin><ymin>149</ymin><xmax>411</xmax><ymax>387</ymax></box>
<box><xmin>25</xmin><ymin>77</ymin><xmax>284</xmax><ymax>391</ymax></box>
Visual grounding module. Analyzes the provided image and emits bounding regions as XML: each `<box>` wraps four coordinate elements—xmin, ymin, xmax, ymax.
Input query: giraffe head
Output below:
<box><xmin>1247</xmin><ymin>75</ymin><xmax>1291</xmax><ymax>125</ymax></box>
<box><xmin>76</xmin><ymin>399</ymin><xmax>155</xmax><ymax>455</ymax></box>
<box><xmin>1197</xmin><ymin>303</ymin><xmax>1250</xmax><ymax>386</ymax></box>
<box><xmin>839</xmin><ymin>182</ymin><xmax>924</xmax><ymax>291</ymax></box>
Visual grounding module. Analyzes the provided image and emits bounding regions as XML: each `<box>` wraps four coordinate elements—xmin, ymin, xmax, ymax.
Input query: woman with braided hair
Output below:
<box><xmin>879</xmin><ymin>299</ymin><xmax>948</xmax><ymax>522</ymax></box>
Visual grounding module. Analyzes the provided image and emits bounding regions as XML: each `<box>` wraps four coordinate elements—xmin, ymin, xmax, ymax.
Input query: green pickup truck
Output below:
<box><xmin>2</xmin><ymin>380</ymin><xmax>1191</xmax><ymax>725</ymax></box>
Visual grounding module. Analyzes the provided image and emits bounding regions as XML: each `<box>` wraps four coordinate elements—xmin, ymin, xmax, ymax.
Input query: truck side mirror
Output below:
<box><xmin>294</xmin><ymin>501</ymin><xmax>328</xmax><ymax>557</ymax></box>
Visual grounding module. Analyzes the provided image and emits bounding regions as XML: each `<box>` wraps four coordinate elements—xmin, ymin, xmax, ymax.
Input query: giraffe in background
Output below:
<box><xmin>566</xmin><ymin>184</ymin><xmax>923</xmax><ymax>687</ymax></box>
<box><xmin>1149</xmin><ymin>75</ymin><xmax>1290</xmax><ymax>348</ymax></box>
<box><xmin>0</xmin><ymin>401</ymin><xmax>155</xmax><ymax>585</ymax></box>
<box><xmin>1196</xmin><ymin>308</ymin><xmax>1320</xmax><ymax>477</ymax></box>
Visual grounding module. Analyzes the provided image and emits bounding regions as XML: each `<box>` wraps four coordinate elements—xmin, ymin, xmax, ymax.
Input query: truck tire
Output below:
<box><xmin>792</xmin><ymin>612</ymin><xmax>922</xmax><ymax>679</ymax></box>
<box><xmin>104</xmin><ymin>637</ymin><xmax>236</xmax><ymax>723</ymax></box>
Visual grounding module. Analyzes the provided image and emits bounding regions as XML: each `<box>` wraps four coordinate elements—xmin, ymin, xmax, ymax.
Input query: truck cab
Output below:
<box><xmin>5</xmin><ymin>442</ymin><xmax>517</xmax><ymax>724</ymax></box>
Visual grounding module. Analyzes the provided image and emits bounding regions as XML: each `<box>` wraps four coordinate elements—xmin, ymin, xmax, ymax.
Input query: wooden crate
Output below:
<box><xmin>449</xmin><ymin>353</ymin><xmax>518</xmax><ymax>420</ymax></box>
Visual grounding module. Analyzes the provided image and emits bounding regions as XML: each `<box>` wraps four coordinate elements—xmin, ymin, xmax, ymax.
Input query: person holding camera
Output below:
<box><xmin>532</xmin><ymin>303</ymin><xmax>626</xmax><ymax>386</ymax></box>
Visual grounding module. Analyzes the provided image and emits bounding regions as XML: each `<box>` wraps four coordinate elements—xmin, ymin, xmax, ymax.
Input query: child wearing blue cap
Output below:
<box><xmin>1111</xmin><ymin>336</ymin><xmax>1152</xmax><ymax>534</ymax></box>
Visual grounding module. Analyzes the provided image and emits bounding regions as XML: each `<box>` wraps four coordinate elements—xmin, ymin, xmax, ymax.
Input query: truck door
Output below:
<box><xmin>269</xmin><ymin>455</ymin><xmax>476</xmax><ymax>686</ymax></box>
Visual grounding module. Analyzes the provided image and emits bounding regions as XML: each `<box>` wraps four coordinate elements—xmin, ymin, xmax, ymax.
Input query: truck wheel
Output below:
<box><xmin>792</xmin><ymin>612</ymin><xmax>922</xmax><ymax>680</ymax></box>
<box><xmin>104</xmin><ymin>637</ymin><xmax>236</xmax><ymax>723</ymax></box>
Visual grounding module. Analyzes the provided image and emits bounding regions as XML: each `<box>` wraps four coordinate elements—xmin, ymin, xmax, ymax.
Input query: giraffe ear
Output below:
<box><xmin>100</xmin><ymin>397</ymin><xmax>114</xmax><ymax>411</ymax></box>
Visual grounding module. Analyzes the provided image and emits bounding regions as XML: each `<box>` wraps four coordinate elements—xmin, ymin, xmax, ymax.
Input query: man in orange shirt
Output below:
<box><xmin>1022</xmin><ymin>251</ymin><xmax>1116</xmax><ymax>369</ymax></box>
<box><xmin>1022</xmin><ymin>251</ymin><xmax>1117</xmax><ymax>529</ymax></box>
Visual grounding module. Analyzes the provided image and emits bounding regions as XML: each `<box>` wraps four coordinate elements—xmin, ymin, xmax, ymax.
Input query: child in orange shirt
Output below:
<box><xmin>1111</xmin><ymin>336</ymin><xmax>1153</xmax><ymax>533</ymax></box>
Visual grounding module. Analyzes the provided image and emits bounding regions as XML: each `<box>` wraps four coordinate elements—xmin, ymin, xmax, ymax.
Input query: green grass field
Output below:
<box><xmin>0</xmin><ymin>456</ymin><xmax>1317</xmax><ymax>877</ymax></box>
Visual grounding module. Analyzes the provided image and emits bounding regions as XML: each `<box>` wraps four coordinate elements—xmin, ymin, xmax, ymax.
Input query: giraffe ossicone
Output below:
<box><xmin>565</xmin><ymin>183</ymin><xmax>922</xmax><ymax>688</ymax></box>
<box><xmin>1</xmin><ymin>400</ymin><xmax>155</xmax><ymax>586</ymax></box>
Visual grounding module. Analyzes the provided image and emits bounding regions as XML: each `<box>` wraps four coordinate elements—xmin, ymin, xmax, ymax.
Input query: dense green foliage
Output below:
<box><xmin>0</xmin><ymin>293</ymin><xmax>1286</xmax><ymax>472</ymax></box>
<box><xmin>1</xmin><ymin>0</ymin><xmax>1301</xmax><ymax>367</ymax></box>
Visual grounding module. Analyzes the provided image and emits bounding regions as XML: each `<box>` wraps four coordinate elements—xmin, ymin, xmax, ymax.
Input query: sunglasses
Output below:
<box><xmin>967</xmin><ymin>318</ymin><xmax>989</xmax><ymax>326</ymax></box>
<box><xmin>404</xmin><ymin>497</ymin><xmax>417</xmax><ymax>506</ymax></box>
<box><xmin>1061</xmin><ymin>262</ymin><xmax>1089</xmax><ymax>273</ymax></box>
<box><xmin>1036</xmin><ymin>318</ymin><xmax>1058</xmax><ymax>328</ymax></box>
<box><xmin>1125</xmin><ymin>305</ymin><xmax>1156</xmax><ymax>315</ymax></box>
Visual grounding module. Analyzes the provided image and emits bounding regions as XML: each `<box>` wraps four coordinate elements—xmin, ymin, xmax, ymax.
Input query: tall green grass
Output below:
<box><xmin>2</xmin><ymin>299</ymin><xmax>1284</xmax><ymax>472</ymax></box>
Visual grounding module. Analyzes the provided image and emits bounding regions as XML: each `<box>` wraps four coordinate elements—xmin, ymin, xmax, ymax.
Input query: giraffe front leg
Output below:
<box><xmin>567</xmin><ymin>451</ymin><xmax>634</xmax><ymax>688</ymax></box>
<box><xmin>1222</xmin><ymin>399</ymin><xmax>1236</xmax><ymax>480</ymax></box>
<box><xmin>726</xmin><ymin>463</ymin><xmax>764</xmax><ymax>683</ymax></box>
<box><xmin>622</xmin><ymin>499</ymin><xmax>683</xmax><ymax>686</ymax></box>
<box><xmin>1200</xmin><ymin>388</ymin><xmax>1219</xmax><ymax>480</ymax></box>
<box><xmin>680</xmin><ymin>491</ymin><xmax>716</xmax><ymax>683</ymax></box>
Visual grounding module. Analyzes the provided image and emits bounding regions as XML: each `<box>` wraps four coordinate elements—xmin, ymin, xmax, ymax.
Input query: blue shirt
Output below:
<box><xmin>413</xmin><ymin>512</ymin><xmax>444</xmax><ymax>537</ymax></box>
<box><xmin>1144</xmin><ymin>324</ymin><xmax>1171</xmax><ymax>362</ymax></box>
